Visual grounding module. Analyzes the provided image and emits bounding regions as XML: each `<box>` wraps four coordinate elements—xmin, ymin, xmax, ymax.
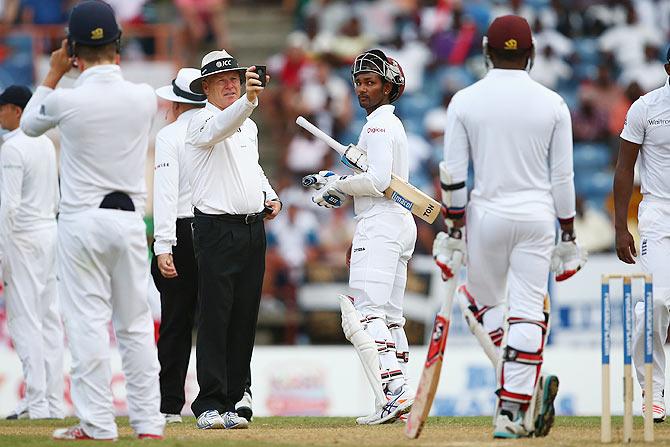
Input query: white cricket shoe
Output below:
<box><xmin>221</xmin><ymin>411</ymin><xmax>249</xmax><ymax>429</ymax></box>
<box><xmin>164</xmin><ymin>413</ymin><xmax>182</xmax><ymax>424</ymax></box>
<box><xmin>642</xmin><ymin>401</ymin><xmax>667</xmax><ymax>423</ymax></box>
<box><xmin>196</xmin><ymin>410</ymin><xmax>226</xmax><ymax>429</ymax></box>
<box><xmin>361</xmin><ymin>386</ymin><xmax>414</xmax><ymax>426</ymax></box>
<box><xmin>493</xmin><ymin>411</ymin><xmax>531</xmax><ymax>439</ymax></box>
<box><xmin>235</xmin><ymin>390</ymin><xmax>253</xmax><ymax>422</ymax></box>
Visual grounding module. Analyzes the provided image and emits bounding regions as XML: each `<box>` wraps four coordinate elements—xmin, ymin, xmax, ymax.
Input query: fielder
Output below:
<box><xmin>0</xmin><ymin>85</ymin><xmax>64</xmax><ymax>420</ymax></box>
<box><xmin>433</xmin><ymin>15</ymin><xmax>586</xmax><ymax>438</ymax></box>
<box><xmin>21</xmin><ymin>1</ymin><xmax>164</xmax><ymax>440</ymax></box>
<box><xmin>304</xmin><ymin>49</ymin><xmax>416</xmax><ymax>425</ymax></box>
<box><xmin>614</xmin><ymin>46</ymin><xmax>670</xmax><ymax>423</ymax></box>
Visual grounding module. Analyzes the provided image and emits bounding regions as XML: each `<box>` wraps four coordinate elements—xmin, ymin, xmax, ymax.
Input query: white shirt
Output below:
<box><xmin>620</xmin><ymin>79</ymin><xmax>670</xmax><ymax>200</ymax></box>
<box><xmin>443</xmin><ymin>69</ymin><xmax>575</xmax><ymax>221</ymax></box>
<box><xmin>21</xmin><ymin>65</ymin><xmax>157</xmax><ymax>215</ymax></box>
<box><xmin>0</xmin><ymin>129</ymin><xmax>58</xmax><ymax>256</ymax></box>
<box><xmin>352</xmin><ymin>104</ymin><xmax>410</xmax><ymax>218</ymax></box>
<box><xmin>153</xmin><ymin>108</ymin><xmax>198</xmax><ymax>256</ymax></box>
<box><xmin>185</xmin><ymin>97</ymin><xmax>277</xmax><ymax>214</ymax></box>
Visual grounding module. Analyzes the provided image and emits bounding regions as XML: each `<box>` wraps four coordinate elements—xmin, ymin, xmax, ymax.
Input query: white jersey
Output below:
<box><xmin>352</xmin><ymin>104</ymin><xmax>410</xmax><ymax>218</ymax></box>
<box><xmin>0</xmin><ymin>129</ymin><xmax>58</xmax><ymax>255</ymax></box>
<box><xmin>443</xmin><ymin>69</ymin><xmax>575</xmax><ymax>221</ymax></box>
<box><xmin>620</xmin><ymin>78</ymin><xmax>670</xmax><ymax>201</ymax></box>
<box><xmin>186</xmin><ymin>98</ymin><xmax>277</xmax><ymax>215</ymax></box>
<box><xmin>20</xmin><ymin>65</ymin><xmax>157</xmax><ymax>215</ymax></box>
<box><xmin>153</xmin><ymin>108</ymin><xmax>197</xmax><ymax>255</ymax></box>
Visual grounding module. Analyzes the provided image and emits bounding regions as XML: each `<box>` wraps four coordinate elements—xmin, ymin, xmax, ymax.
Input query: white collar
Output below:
<box><xmin>2</xmin><ymin>128</ymin><xmax>21</xmax><ymax>143</ymax></box>
<box><xmin>366</xmin><ymin>104</ymin><xmax>395</xmax><ymax>121</ymax></box>
<box><xmin>486</xmin><ymin>68</ymin><xmax>531</xmax><ymax>79</ymax></box>
<box><xmin>74</xmin><ymin>64</ymin><xmax>123</xmax><ymax>87</ymax></box>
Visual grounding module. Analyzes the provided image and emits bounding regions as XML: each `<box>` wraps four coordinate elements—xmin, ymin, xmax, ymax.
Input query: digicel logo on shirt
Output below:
<box><xmin>367</xmin><ymin>127</ymin><xmax>386</xmax><ymax>133</ymax></box>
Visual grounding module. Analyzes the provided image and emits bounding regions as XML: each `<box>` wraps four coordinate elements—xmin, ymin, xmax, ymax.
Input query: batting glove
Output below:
<box><xmin>550</xmin><ymin>233</ymin><xmax>588</xmax><ymax>281</ymax></box>
<box><xmin>432</xmin><ymin>228</ymin><xmax>466</xmax><ymax>281</ymax></box>
<box><xmin>302</xmin><ymin>170</ymin><xmax>341</xmax><ymax>190</ymax></box>
<box><xmin>312</xmin><ymin>180</ymin><xmax>349</xmax><ymax>208</ymax></box>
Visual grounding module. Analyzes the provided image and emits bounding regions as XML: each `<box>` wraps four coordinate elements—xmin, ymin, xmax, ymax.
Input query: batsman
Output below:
<box><xmin>433</xmin><ymin>15</ymin><xmax>587</xmax><ymax>438</ymax></box>
<box><xmin>303</xmin><ymin>49</ymin><xmax>416</xmax><ymax>425</ymax></box>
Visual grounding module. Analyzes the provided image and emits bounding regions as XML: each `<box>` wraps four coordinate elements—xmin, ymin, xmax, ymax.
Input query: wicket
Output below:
<box><xmin>600</xmin><ymin>274</ymin><xmax>653</xmax><ymax>443</ymax></box>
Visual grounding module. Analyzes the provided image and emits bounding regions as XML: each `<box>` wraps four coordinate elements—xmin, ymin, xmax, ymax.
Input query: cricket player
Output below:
<box><xmin>20</xmin><ymin>0</ymin><xmax>164</xmax><ymax>440</ymax></box>
<box><xmin>433</xmin><ymin>15</ymin><xmax>586</xmax><ymax>438</ymax></box>
<box><xmin>614</xmin><ymin>47</ymin><xmax>670</xmax><ymax>423</ymax></box>
<box><xmin>0</xmin><ymin>85</ymin><xmax>64</xmax><ymax>420</ymax></box>
<box><xmin>305</xmin><ymin>49</ymin><xmax>416</xmax><ymax>425</ymax></box>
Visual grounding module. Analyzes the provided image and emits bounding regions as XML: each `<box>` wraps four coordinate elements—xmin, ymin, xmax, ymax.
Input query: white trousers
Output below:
<box><xmin>349</xmin><ymin>212</ymin><xmax>417</xmax><ymax>323</ymax></box>
<box><xmin>466</xmin><ymin>205</ymin><xmax>554</xmax><ymax>398</ymax></box>
<box><xmin>58</xmin><ymin>210</ymin><xmax>163</xmax><ymax>439</ymax></box>
<box><xmin>633</xmin><ymin>199</ymin><xmax>670</xmax><ymax>402</ymax></box>
<box><xmin>5</xmin><ymin>225</ymin><xmax>64</xmax><ymax>419</ymax></box>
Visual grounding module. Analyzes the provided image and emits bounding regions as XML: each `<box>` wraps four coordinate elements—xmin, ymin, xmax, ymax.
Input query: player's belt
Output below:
<box><xmin>100</xmin><ymin>192</ymin><xmax>135</xmax><ymax>211</ymax></box>
<box><xmin>194</xmin><ymin>208</ymin><xmax>264</xmax><ymax>224</ymax></box>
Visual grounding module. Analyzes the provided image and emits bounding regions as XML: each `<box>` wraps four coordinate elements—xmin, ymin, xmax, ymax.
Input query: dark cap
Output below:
<box><xmin>486</xmin><ymin>15</ymin><xmax>533</xmax><ymax>51</ymax></box>
<box><xmin>68</xmin><ymin>0</ymin><xmax>121</xmax><ymax>46</ymax></box>
<box><xmin>0</xmin><ymin>85</ymin><xmax>32</xmax><ymax>109</ymax></box>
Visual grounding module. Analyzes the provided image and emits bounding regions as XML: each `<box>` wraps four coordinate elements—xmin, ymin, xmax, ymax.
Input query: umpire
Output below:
<box><xmin>185</xmin><ymin>50</ymin><xmax>280</xmax><ymax>430</ymax></box>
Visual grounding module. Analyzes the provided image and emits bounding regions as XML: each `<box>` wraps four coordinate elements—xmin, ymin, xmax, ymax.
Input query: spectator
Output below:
<box><xmin>578</xmin><ymin>64</ymin><xmax>624</xmax><ymax>118</ymax></box>
<box><xmin>267</xmin><ymin>31</ymin><xmax>312</xmax><ymax>89</ymax></box>
<box><xmin>531</xmin><ymin>45</ymin><xmax>572</xmax><ymax>90</ymax></box>
<box><xmin>18</xmin><ymin>0</ymin><xmax>71</xmax><ymax>24</ymax></box>
<box><xmin>574</xmin><ymin>195</ymin><xmax>615</xmax><ymax>253</ymax></box>
<box><xmin>381</xmin><ymin>33</ymin><xmax>432</xmax><ymax>94</ymax></box>
<box><xmin>598</xmin><ymin>6</ymin><xmax>661</xmax><ymax>69</ymax></box>
<box><xmin>490</xmin><ymin>0</ymin><xmax>536</xmax><ymax>25</ymax></box>
<box><xmin>572</xmin><ymin>97</ymin><xmax>610</xmax><ymax>143</ymax></box>
<box><xmin>284</xmin><ymin>126</ymin><xmax>331</xmax><ymax>177</ymax></box>
<box><xmin>608</xmin><ymin>81</ymin><xmax>643</xmax><ymax>137</ymax></box>
<box><xmin>429</xmin><ymin>4</ymin><xmax>478</xmax><ymax>66</ymax></box>
<box><xmin>532</xmin><ymin>16</ymin><xmax>573</xmax><ymax>59</ymax></box>
<box><xmin>619</xmin><ymin>43</ymin><xmax>667</xmax><ymax>93</ymax></box>
<box><xmin>330</xmin><ymin>17</ymin><xmax>372</xmax><ymax>65</ymax></box>
<box><xmin>175</xmin><ymin>0</ymin><xmax>229</xmax><ymax>51</ymax></box>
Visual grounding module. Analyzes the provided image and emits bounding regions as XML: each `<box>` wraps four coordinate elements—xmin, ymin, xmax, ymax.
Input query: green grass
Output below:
<box><xmin>0</xmin><ymin>416</ymin><xmax>667</xmax><ymax>446</ymax></box>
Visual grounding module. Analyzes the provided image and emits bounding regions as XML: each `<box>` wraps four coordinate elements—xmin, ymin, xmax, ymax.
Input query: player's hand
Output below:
<box><xmin>264</xmin><ymin>199</ymin><xmax>281</xmax><ymax>220</ymax></box>
<box><xmin>157</xmin><ymin>253</ymin><xmax>178</xmax><ymax>278</ymax></box>
<box><xmin>50</xmin><ymin>40</ymin><xmax>73</xmax><ymax>76</ymax></box>
<box><xmin>245</xmin><ymin>66</ymin><xmax>268</xmax><ymax>103</ymax></box>
<box><xmin>615</xmin><ymin>228</ymin><xmax>637</xmax><ymax>264</ymax></box>
<box><xmin>550</xmin><ymin>235</ymin><xmax>588</xmax><ymax>281</ymax></box>
<box><xmin>302</xmin><ymin>170</ymin><xmax>341</xmax><ymax>190</ymax></box>
<box><xmin>432</xmin><ymin>228</ymin><xmax>465</xmax><ymax>281</ymax></box>
<box><xmin>312</xmin><ymin>181</ymin><xmax>348</xmax><ymax>208</ymax></box>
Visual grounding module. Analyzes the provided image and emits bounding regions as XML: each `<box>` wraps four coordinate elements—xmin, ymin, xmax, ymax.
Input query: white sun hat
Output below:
<box><xmin>190</xmin><ymin>49</ymin><xmax>248</xmax><ymax>94</ymax></box>
<box><xmin>156</xmin><ymin>68</ymin><xmax>207</xmax><ymax>104</ymax></box>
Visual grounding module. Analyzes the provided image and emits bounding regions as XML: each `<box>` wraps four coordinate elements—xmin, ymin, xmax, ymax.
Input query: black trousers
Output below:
<box><xmin>150</xmin><ymin>218</ymin><xmax>198</xmax><ymax>415</ymax></box>
<box><xmin>190</xmin><ymin>211</ymin><xmax>265</xmax><ymax>416</ymax></box>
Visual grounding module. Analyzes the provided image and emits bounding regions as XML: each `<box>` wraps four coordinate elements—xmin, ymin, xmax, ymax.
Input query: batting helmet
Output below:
<box><xmin>351</xmin><ymin>49</ymin><xmax>405</xmax><ymax>103</ymax></box>
<box><xmin>67</xmin><ymin>0</ymin><xmax>121</xmax><ymax>56</ymax></box>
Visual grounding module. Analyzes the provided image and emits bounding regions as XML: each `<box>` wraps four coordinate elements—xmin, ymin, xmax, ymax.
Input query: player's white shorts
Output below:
<box><xmin>349</xmin><ymin>211</ymin><xmax>416</xmax><ymax>323</ymax></box>
<box><xmin>465</xmin><ymin>204</ymin><xmax>554</xmax><ymax>321</ymax></box>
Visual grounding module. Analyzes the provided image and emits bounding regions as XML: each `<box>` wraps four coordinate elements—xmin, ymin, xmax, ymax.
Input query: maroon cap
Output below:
<box><xmin>486</xmin><ymin>15</ymin><xmax>532</xmax><ymax>51</ymax></box>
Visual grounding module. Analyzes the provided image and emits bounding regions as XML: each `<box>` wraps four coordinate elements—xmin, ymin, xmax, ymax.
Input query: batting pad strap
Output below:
<box><xmin>440</xmin><ymin>181</ymin><xmax>466</xmax><ymax>191</ymax></box>
<box><xmin>459</xmin><ymin>285</ymin><xmax>491</xmax><ymax>323</ymax></box>
<box><xmin>503</xmin><ymin>346</ymin><xmax>543</xmax><ymax>365</ymax></box>
<box><xmin>497</xmin><ymin>388</ymin><xmax>533</xmax><ymax>405</ymax></box>
<box><xmin>508</xmin><ymin>317</ymin><xmax>548</xmax><ymax>333</ymax></box>
<box><xmin>488</xmin><ymin>328</ymin><xmax>504</xmax><ymax>347</ymax></box>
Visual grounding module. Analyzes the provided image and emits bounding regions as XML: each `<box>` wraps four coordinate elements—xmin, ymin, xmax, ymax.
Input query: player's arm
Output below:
<box><xmin>335</xmin><ymin>129</ymin><xmax>391</xmax><ymax>197</ymax></box>
<box><xmin>0</xmin><ymin>145</ymin><xmax>24</xmax><ymax>260</ymax></box>
<box><xmin>441</xmin><ymin>96</ymin><xmax>469</xmax><ymax>229</ymax></box>
<box><xmin>153</xmin><ymin>133</ymin><xmax>180</xmax><ymax>278</ymax></box>
<box><xmin>549</xmin><ymin>99</ymin><xmax>576</xmax><ymax>233</ymax></box>
<box><xmin>614</xmin><ymin>98</ymin><xmax>646</xmax><ymax>264</ymax></box>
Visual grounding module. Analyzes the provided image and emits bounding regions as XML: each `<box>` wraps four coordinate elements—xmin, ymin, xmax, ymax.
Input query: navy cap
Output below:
<box><xmin>0</xmin><ymin>85</ymin><xmax>32</xmax><ymax>109</ymax></box>
<box><xmin>68</xmin><ymin>0</ymin><xmax>121</xmax><ymax>46</ymax></box>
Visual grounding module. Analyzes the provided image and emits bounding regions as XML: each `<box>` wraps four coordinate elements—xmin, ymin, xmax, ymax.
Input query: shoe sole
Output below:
<box><xmin>534</xmin><ymin>375</ymin><xmax>559</xmax><ymax>437</ymax></box>
<box><xmin>226</xmin><ymin>420</ymin><xmax>249</xmax><ymax>429</ymax></box>
<box><xmin>493</xmin><ymin>431</ymin><xmax>521</xmax><ymax>439</ymax></box>
<box><xmin>236</xmin><ymin>407</ymin><xmax>253</xmax><ymax>422</ymax></box>
<box><xmin>368</xmin><ymin>399</ymin><xmax>413</xmax><ymax>426</ymax></box>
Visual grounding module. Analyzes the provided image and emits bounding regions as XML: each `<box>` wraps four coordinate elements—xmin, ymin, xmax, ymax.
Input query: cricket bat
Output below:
<box><xmin>405</xmin><ymin>251</ymin><xmax>463</xmax><ymax>439</ymax></box>
<box><xmin>296</xmin><ymin>116</ymin><xmax>440</xmax><ymax>224</ymax></box>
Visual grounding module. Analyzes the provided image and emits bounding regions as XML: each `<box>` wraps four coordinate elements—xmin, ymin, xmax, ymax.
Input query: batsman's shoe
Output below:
<box><xmin>367</xmin><ymin>386</ymin><xmax>414</xmax><ymax>425</ymax></box>
<box><xmin>196</xmin><ymin>410</ymin><xmax>226</xmax><ymax>429</ymax></box>
<box><xmin>642</xmin><ymin>401</ymin><xmax>667</xmax><ymax>423</ymax></box>
<box><xmin>493</xmin><ymin>411</ymin><xmax>531</xmax><ymax>439</ymax></box>
<box><xmin>235</xmin><ymin>389</ymin><xmax>253</xmax><ymax>421</ymax></box>
<box><xmin>534</xmin><ymin>374</ymin><xmax>559</xmax><ymax>437</ymax></box>
<box><xmin>221</xmin><ymin>411</ymin><xmax>249</xmax><ymax>429</ymax></box>
<box><xmin>5</xmin><ymin>410</ymin><xmax>28</xmax><ymax>420</ymax></box>
<box><xmin>164</xmin><ymin>413</ymin><xmax>182</xmax><ymax>424</ymax></box>
<box><xmin>52</xmin><ymin>425</ymin><xmax>116</xmax><ymax>441</ymax></box>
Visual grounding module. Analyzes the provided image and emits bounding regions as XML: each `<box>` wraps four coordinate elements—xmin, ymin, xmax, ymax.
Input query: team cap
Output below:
<box><xmin>486</xmin><ymin>15</ymin><xmax>533</xmax><ymax>51</ymax></box>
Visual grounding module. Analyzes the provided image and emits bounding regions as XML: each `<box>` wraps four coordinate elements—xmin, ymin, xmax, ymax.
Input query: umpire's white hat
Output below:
<box><xmin>190</xmin><ymin>50</ymin><xmax>248</xmax><ymax>94</ymax></box>
<box><xmin>156</xmin><ymin>68</ymin><xmax>206</xmax><ymax>104</ymax></box>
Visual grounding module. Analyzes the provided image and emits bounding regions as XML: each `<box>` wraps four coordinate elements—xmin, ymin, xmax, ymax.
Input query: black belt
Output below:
<box><xmin>194</xmin><ymin>208</ymin><xmax>265</xmax><ymax>224</ymax></box>
<box><xmin>100</xmin><ymin>192</ymin><xmax>135</xmax><ymax>211</ymax></box>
